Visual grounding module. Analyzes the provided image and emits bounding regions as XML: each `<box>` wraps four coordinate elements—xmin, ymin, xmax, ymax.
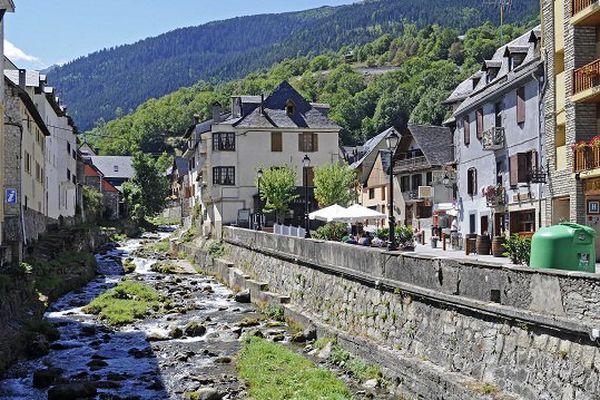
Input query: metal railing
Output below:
<box><xmin>481</xmin><ymin>127</ymin><xmax>505</xmax><ymax>151</ymax></box>
<box><xmin>573</xmin><ymin>0</ymin><xmax>596</xmax><ymax>16</ymax></box>
<box><xmin>273</xmin><ymin>224</ymin><xmax>306</xmax><ymax>238</ymax></box>
<box><xmin>573</xmin><ymin>59</ymin><xmax>600</xmax><ymax>95</ymax></box>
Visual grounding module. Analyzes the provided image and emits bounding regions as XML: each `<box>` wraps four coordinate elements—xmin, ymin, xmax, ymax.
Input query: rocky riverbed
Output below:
<box><xmin>0</xmin><ymin>230</ymin><xmax>392</xmax><ymax>399</ymax></box>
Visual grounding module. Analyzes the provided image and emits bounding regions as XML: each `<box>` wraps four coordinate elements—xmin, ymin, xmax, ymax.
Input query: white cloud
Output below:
<box><xmin>4</xmin><ymin>40</ymin><xmax>44</xmax><ymax>66</ymax></box>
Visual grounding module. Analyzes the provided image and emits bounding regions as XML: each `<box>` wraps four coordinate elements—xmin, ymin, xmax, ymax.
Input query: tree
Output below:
<box><xmin>313</xmin><ymin>163</ymin><xmax>357</xmax><ymax>207</ymax></box>
<box><xmin>82</xmin><ymin>186</ymin><xmax>103</xmax><ymax>221</ymax></box>
<box><xmin>123</xmin><ymin>152</ymin><xmax>170</xmax><ymax>223</ymax></box>
<box><xmin>259</xmin><ymin>166</ymin><xmax>298</xmax><ymax>223</ymax></box>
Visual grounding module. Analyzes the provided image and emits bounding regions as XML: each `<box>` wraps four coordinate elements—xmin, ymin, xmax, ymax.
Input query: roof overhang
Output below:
<box><xmin>0</xmin><ymin>0</ymin><xmax>15</xmax><ymax>12</ymax></box>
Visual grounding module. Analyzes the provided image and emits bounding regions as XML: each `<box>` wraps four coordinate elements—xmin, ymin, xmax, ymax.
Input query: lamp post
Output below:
<box><xmin>386</xmin><ymin>129</ymin><xmax>400</xmax><ymax>251</ymax></box>
<box><xmin>303</xmin><ymin>154</ymin><xmax>311</xmax><ymax>238</ymax></box>
<box><xmin>256</xmin><ymin>169</ymin><xmax>263</xmax><ymax>230</ymax></box>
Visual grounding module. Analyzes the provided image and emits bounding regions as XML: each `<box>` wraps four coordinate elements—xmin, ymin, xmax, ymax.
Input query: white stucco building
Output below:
<box><xmin>446</xmin><ymin>27</ymin><xmax>546</xmax><ymax>237</ymax></box>
<box><xmin>184</xmin><ymin>81</ymin><xmax>341</xmax><ymax>236</ymax></box>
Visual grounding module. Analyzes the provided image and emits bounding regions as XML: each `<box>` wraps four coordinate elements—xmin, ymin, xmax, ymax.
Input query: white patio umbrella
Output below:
<box><xmin>343</xmin><ymin>204</ymin><xmax>386</xmax><ymax>223</ymax></box>
<box><xmin>308</xmin><ymin>204</ymin><xmax>349</xmax><ymax>223</ymax></box>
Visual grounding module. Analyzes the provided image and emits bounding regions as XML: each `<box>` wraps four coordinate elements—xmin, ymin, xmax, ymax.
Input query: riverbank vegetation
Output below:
<box><xmin>238</xmin><ymin>337</ymin><xmax>352</xmax><ymax>399</ymax></box>
<box><xmin>83</xmin><ymin>280</ymin><xmax>163</xmax><ymax>325</ymax></box>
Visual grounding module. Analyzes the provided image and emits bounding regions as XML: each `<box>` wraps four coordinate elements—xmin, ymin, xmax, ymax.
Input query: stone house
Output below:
<box><xmin>0</xmin><ymin>0</ymin><xmax>15</xmax><ymax>265</ymax></box>
<box><xmin>88</xmin><ymin>156</ymin><xmax>133</xmax><ymax>192</ymax></box>
<box><xmin>81</xmin><ymin>160</ymin><xmax>121</xmax><ymax>220</ymax></box>
<box><xmin>5</xmin><ymin>69</ymin><xmax>78</xmax><ymax>222</ymax></box>
<box><xmin>3</xmin><ymin>72</ymin><xmax>51</xmax><ymax>262</ymax></box>
<box><xmin>393</xmin><ymin>125</ymin><xmax>455</xmax><ymax>242</ymax></box>
<box><xmin>445</xmin><ymin>27</ymin><xmax>546</xmax><ymax>238</ymax></box>
<box><xmin>543</xmin><ymin>0</ymin><xmax>600</xmax><ymax>259</ymax></box>
<box><xmin>184</xmin><ymin>81</ymin><xmax>340</xmax><ymax>236</ymax></box>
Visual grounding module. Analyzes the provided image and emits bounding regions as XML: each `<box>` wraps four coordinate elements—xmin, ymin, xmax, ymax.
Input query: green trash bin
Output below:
<box><xmin>530</xmin><ymin>223</ymin><xmax>596</xmax><ymax>273</ymax></box>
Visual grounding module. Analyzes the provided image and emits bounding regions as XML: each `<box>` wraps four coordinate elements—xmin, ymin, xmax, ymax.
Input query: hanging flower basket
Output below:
<box><xmin>571</xmin><ymin>141</ymin><xmax>589</xmax><ymax>151</ymax></box>
<box><xmin>590</xmin><ymin>136</ymin><xmax>600</xmax><ymax>149</ymax></box>
<box><xmin>482</xmin><ymin>185</ymin><xmax>505</xmax><ymax>207</ymax></box>
<box><xmin>582</xmin><ymin>65</ymin><xmax>600</xmax><ymax>77</ymax></box>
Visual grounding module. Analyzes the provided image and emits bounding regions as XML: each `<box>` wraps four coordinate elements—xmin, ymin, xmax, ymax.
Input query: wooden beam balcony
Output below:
<box><xmin>574</xmin><ymin>146</ymin><xmax>600</xmax><ymax>173</ymax></box>
<box><xmin>393</xmin><ymin>156</ymin><xmax>429</xmax><ymax>173</ymax></box>
<box><xmin>572</xmin><ymin>0</ymin><xmax>600</xmax><ymax>26</ymax></box>
<box><xmin>573</xmin><ymin>59</ymin><xmax>600</xmax><ymax>103</ymax></box>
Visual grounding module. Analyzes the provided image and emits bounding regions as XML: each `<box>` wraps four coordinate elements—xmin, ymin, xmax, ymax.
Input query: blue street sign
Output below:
<box><xmin>5</xmin><ymin>188</ymin><xmax>17</xmax><ymax>204</ymax></box>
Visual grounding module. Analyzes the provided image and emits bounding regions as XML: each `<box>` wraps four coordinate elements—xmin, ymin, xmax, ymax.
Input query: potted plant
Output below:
<box><xmin>482</xmin><ymin>185</ymin><xmax>505</xmax><ymax>207</ymax></box>
<box><xmin>571</xmin><ymin>141</ymin><xmax>589</xmax><ymax>152</ymax></box>
<box><xmin>591</xmin><ymin>135</ymin><xmax>600</xmax><ymax>149</ymax></box>
<box><xmin>395</xmin><ymin>225</ymin><xmax>415</xmax><ymax>251</ymax></box>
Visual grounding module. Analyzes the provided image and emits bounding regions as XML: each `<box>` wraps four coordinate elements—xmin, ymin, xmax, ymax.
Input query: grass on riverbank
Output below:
<box><xmin>238</xmin><ymin>337</ymin><xmax>352</xmax><ymax>400</ymax></box>
<box><xmin>83</xmin><ymin>280</ymin><xmax>161</xmax><ymax>325</ymax></box>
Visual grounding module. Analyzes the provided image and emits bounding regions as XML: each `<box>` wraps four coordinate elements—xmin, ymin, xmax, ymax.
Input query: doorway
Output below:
<box><xmin>481</xmin><ymin>215</ymin><xmax>489</xmax><ymax>235</ymax></box>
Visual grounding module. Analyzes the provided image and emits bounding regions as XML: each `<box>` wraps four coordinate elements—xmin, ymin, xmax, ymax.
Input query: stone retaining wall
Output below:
<box><xmin>183</xmin><ymin>227</ymin><xmax>600</xmax><ymax>400</ymax></box>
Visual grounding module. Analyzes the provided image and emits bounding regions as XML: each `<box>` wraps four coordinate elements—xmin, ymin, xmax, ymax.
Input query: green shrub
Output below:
<box><xmin>207</xmin><ymin>242</ymin><xmax>225</xmax><ymax>257</ymax></box>
<box><xmin>502</xmin><ymin>234</ymin><xmax>532</xmax><ymax>265</ymax></box>
<box><xmin>312</xmin><ymin>223</ymin><xmax>348</xmax><ymax>241</ymax></box>
<box><xmin>395</xmin><ymin>225</ymin><xmax>414</xmax><ymax>246</ymax></box>
<box><xmin>265</xmin><ymin>303</ymin><xmax>285</xmax><ymax>321</ymax></box>
<box><xmin>375</xmin><ymin>228</ymin><xmax>389</xmax><ymax>240</ymax></box>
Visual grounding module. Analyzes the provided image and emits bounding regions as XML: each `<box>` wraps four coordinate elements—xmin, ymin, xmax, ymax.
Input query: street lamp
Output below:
<box><xmin>386</xmin><ymin>129</ymin><xmax>400</xmax><ymax>251</ymax></box>
<box><xmin>303</xmin><ymin>154</ymin><xmax>311</xmax><ymax>238</ymax></box>
<box><xmin>256</xmin><ymin>169</ymin><xmax>263</xmax><ymax>230</ymax></box>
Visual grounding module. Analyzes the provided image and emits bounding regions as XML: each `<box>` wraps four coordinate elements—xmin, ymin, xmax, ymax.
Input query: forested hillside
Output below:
<box><xmin>50</xmin><ymin>0</ymin><xmax>539</xmax><ymax>130</ymax></box>
<box><xmin>85</xmin><ymin>21</ymin><xmax>535</xmax><ymax>155</ymax></box>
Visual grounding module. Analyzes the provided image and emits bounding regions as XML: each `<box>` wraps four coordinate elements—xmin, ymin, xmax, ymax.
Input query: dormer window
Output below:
<box><xmin>114</xmin><ymin>165</ymin><xmax>119</xmax><ymax>173</ymax></box>
<box><xmin>286</xmin><ymin>99</ymin><xmax>296</xmax><ymax>116</ymax></box>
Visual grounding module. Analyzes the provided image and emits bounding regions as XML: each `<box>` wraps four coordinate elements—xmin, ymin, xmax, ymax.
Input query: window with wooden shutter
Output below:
<box><xmin>517</xmin><ymin>152</ymin><xmax>529</xmax><ymax>183</ymax></box>
<box><xmin>299</xmin><ymin>133</ymin><xmax>318</xmax><ymax>152</ymax></box>
<box><xmin>516</xmin><ymin>87</ymin><xmax>525</xmax><ymax>124</ymax></box>
<box><xmin>467</xmin><ymin>168</ymin><xmax>477</xmax><ymax>196</ymax></box>
<box><xmin>476</xmin><ymin>109</ymin><xmax>484</xmax><ymax>139</ymax></box>
<box><xmin>464</xmin><ymin>116</ymin><xmax>470</xmax><ymax>145</ymax></box>
<box><xmin>271</xmin><ymin>132</ymin><xmax>282</xmax><ymax>152</ymax></box>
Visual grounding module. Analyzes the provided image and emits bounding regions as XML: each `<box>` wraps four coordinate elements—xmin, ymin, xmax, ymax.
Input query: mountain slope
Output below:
<box><xmin>49</xmin><ymin>0</ymin><xmax>539</xmax><ymax>130</ymax></box>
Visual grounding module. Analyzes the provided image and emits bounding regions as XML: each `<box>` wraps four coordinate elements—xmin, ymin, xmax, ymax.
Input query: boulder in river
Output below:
<box><xmin>27</xmin><ymin>333</ymin><xmax>50</xmax><ymax>357</ymax></box>
<box><xmin>188</xmin><ymin>387</ymin><xmax>222</xmax><ymax>400</ymax></box>
<box><xmin>48</xmin><ymin>382</ymin><xmax>97</xmax><ymax>400</ymax></box>
<box><xmin>32</xmin><ymin>367</ymin><xmax>63</xmax><ymax>388</ymax></box>
<box><xmin>234</xmin><ymin>289</ymin><xmax>250</xmax><ymax>303</ymax></box>
<box><xmin>184</xmin><ymin>322</ymin><xmax>207</xmax><ymax>337</ymax></box>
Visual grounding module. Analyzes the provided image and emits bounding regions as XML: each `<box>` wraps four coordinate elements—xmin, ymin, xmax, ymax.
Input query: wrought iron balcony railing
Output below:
<box><xmin>481</xmin><ymin>127</ymin><xmax>505</xmax><ymax>151</ymax></box>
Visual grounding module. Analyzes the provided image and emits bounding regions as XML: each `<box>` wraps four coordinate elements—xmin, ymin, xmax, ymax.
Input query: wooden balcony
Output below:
<box><xmin>393</xmin><ymin>156</ymin><xmax>429</xmax><ymax>173</ymax></box>
<box><xmin>573</xmin><ymin>59</ymin><xmax>600</xmax><ymax>103</ymax></box>
<box><xmin>574</xmin><ymin>146</ymin><xmax>600</xmax><ymax>173</ymax></box>
<box><xmin>481</xmin><ymin>127</ymin><xmax>505</xmax><ymax>151</ymax></box>
<box><xmin>572</xmin><ymin>0</ymin><xmax>600</xmax><ymax>26</ymax></box>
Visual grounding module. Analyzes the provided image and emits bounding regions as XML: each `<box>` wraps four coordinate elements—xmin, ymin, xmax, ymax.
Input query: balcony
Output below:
<box><xmin>574</xmin><ymin>145</ymin><xmax>600</xmax><ymax>173</ymax></box>
<box><xmin>572</xmin><ymin>0</ymin><xmax>600</xmax><ymax>26</ymax></box>
<box><xmin>483</xmin><ymin>185</ymin><xmax>506</xmax><ymax>208</ymax></box>
<box><xmin>573</xmin><ymin>59</ymin><xmax>600</xmax><ymax>103</ymax></box>
<box><xmin>393</xmin><ymin>156</ymin><xmax>429</xmax><ymax>173</ymax></box>
<box><xmin>481</xmin><ymin>127</ymin><xmax>505</xmax><ymax>151</ymax></box>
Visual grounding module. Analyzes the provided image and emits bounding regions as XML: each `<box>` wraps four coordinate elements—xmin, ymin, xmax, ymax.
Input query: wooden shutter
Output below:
<box><xmin>464</xmin><ymin>116</ymin><xmax>470</xmax><ymax>145</ymax></box>
<box><xmin>517</xmin><ymin>153</ymin><xmax>528</xmax><ymax>183</ymax></box>
<box><xmin>476</xmin><ymin>108</ymin><xmax>484</xmax><ymax>139</ymax></box>
<box><xmin>509</xmin><ymin>155</ymin><xmax>518</xmax><ymax>186</ymax></box>
<box><xmin>312</xmin><ymin>133</ymin><xmax>318</xmax><ymax>152</ymax></box>
<box><xmin>298</xmin><ymin>133</ymin><xmax>304</xmax><ymax>151</ymax></box>
<box><xmin>516</xmin><ymin>87</ymin><xmax>525</xmax><ymax>124</ymax></box>
<box><xmin>271</xmin><ymin>132</ymin><xmax>282</xmax><ymax>152</ymax></box>
<box><xmin>467</xmin><ymin>169</ymin><xmax>474</xmax><ymax>196</ymax></box>
<box><xmin>530</xmin><ymin>150</ymin><xmax>538</xmax><ymax>170</ymax></box>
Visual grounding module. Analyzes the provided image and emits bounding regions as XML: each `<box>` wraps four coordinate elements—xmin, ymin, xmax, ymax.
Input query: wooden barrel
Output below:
<box><xmin>492</xmin><ymin>236</ymin><xmax>506</xmax><ymax>257</ymax></box>
<box><xmin>464</xmin><ymin>233</ymin><xmax>477</xmax><ymax>255</ymax></box>
<box><xmin>476</xmin><ymin>235</ymin><xmax>491</xmax><ymax>255</ymax></box>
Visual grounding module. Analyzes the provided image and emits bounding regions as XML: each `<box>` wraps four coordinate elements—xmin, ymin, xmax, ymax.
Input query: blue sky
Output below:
<box><xmin>5</xmin><ymin>0</ymin><xmax>355</xmax><ymax>70</ymax></box>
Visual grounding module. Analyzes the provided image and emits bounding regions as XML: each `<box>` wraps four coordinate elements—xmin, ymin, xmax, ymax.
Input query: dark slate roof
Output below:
<box><xmin>90</xmin><ymin>156</ymin><xmax>134</xmax><ymax>179</ymax></box>
<box><xmin>407</xmin><ymin>125</ymin><xmax>453</xmax><ymax>166</ymax></box>
<box><xmin>233</xmin><ymin>81</ymin><xmax>340</xmax><ymax>130</ymax></box>
<box><xmin>174</xmin><ymin>156</ymin><xmax>188</xmax><ymax>175</ymax></box>
<box><xmin>350</xmin><ymin>127</ymin><xmax>393</xmax><ymax>169</ymax></box>
<box><xmin>379</xmin><ymin>149</ymin><xmax>392</xmax><ymax>176</ymax></box>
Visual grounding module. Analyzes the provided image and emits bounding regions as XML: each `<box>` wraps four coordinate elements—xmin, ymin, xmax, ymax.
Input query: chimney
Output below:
<box><xmin>260</xmin><ymin>94</ymin><xmax>265</xmax><ymax>115</ymax></box>
<box><xmin>212</xmin><ymin>102</ymin><xmax>221</xmax><ymax>124</ymax></box>
<box><xmin>18</xmin><ymin>69</ymin><xmax>26</xmax><ymax>89</ymax></box>
<box><xmin>193</xmin><ymin>113</ymin><xmax>201</xmax><ymax>125</ymax></box>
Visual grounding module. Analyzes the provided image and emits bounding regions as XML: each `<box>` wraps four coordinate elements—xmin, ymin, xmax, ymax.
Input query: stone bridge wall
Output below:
<box><xmin>192</xmin><ymin>227</ymin><xmax>600</xmax><ymax>400</ymax></box>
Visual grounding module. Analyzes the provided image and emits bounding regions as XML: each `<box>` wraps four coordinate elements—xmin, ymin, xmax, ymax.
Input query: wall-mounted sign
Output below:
<box><xmin>5</xmin><ymin>188</ymin><xmax>17</xmax><ymax>204</ymax></box>
<box><xmin>584</xmin><ymin>177</ymin><xmax>600</xmax><ymax>193</ymax></box>
<box><xmin>512</xmin><ymin>192</ymin><xmax>534</xmax><ymax>203</ymax></box>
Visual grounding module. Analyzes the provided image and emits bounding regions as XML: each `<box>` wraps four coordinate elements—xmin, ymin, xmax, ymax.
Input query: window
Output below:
<box><xmin>113</xmin><ymin>165</ymin><xmax>119</xmax><ymax>173</ymax></box>
<box><xmin>467</xmin><ymin>168</ymin><xmax>477</xmax><ymax>196</ymax></box>
<box><xmin>509</xmin><ymin>151</ymin><xmax>537</xmax><ymax>185</ymax></box>
<box><xmin>35</xmin><ymin>162</ymin><xmax>41</xmax><ymax>182</ymax></box>
<box><xmin>189</xmin><ymin>157</ymin><xmax>196</xmax><ymax>171</ymax></box>
<box><xmin>400</xmin><ymin>176</ymin><xmax>410</xmax><ymax>192</ymax></box>
<box><xmin>495</xmin><ymin>102</ymin><xmax>502</xmax><ymax>128</ymax></box>
<box><xmin>516</xmin><ymin>87</ymin><xmax>525</xmax><ymax>124</ymax></box>
<box><xmin>286</xmin><ymin>100</ymin><xmax>296</xmax><ymax>116</ymax></box>
<box><xmin>496</xmin><ymin>160</ymin><xmax>504</xmax><ymax>186</ymax></box>
<box><xmin>67</xmin><ymin>169</ymin><xmax>71</xmax><ymax>181</ymax></box>
<box><xmin>476</xmin><ymin>108</ymin><xmax>484</xmax><ymax>139</ymax></box>
<box><xmin>271</xmin><ymin>132</ymin><xmax>282</xmax><ymax>152</ymax></box>
<box><xmin>411</xmin><ymin>174</ymin><xmax>422</xmax><ymax>191</ymax></box>
<box><xmin>406</xmin><ymin>149</ymin><xmax>424</xmax><ymax>159</ymax></box>
<box><xmin>299</xmin><ymin>133</ymin><xmax>318</xmax><ymax>152</ymax></box>
<box><xmin>213</xmin><ymin>167</ymin><xmax>235</xmax><ymax>185</ymax></box>
<box><xmin>67</xmin><ymin>142</ymin><xmax>71</xmax><ymax>154</ymax></box>
<box><xmin>25</xmin><ymin>152</ymin><xmax>31</xmax><ymax>174</ymax></box>
<box><xmin>369</xmin><ymin>188</ymin><xmax>376</xmax><ymax>199</ymax></box>
<box><xmin>426</xmin><ymin>172</ymin><xmax>433</xmax><ymax>186</ymax></box>
<box><xmin>416</xmin><ymin>203</ymin><xmax>432</xmax><ymax>219</ymax></box>
<box><xmin>463</xmin><ymin>115</ymin><xmax>470</xmax><ymax>145</ymax></box>
<box><xmin>24</xmin><ymin>195</ymin><xmax>28</xmax><ymax>209</ymax></box>
<box><xmin>213</xmin><ymin>132</ymin><xmax>236</xmax><ymax>151</ymax></box>
<box><xmin>381</xmin><ymin>187</ymin><xmax>386</xmax><ymax>201</ymax></box>
<box><xmin>303</xmin><ymin>166</ymin><xmax>314</xmax><ymax>187</ymax></box>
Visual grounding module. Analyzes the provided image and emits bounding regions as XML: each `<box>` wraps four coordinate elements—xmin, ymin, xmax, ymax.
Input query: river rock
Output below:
<box><xmin>189</xmin><ymin>387</ymin><xmax>222</xmax><ymax>400</ymax></box>
<box><xmin>317</xmin><ymin>342</ymin><xmax>332</xmax><ymax>359</ymax></box>
<box><xmin>170</xmin><ymin>326</ymin><xmax>184</xmax><ymax>339</ymax></box>
<box><xmin>214</xmin><ymin>356</ymin><xmax>232</xmax><ymax>364</ymax></box>
<box><xmin>32</xmin><ymin>367</ymin><xmax>63</xmax><ymax>388</ymax></box>
<box><xmin>48</xmin><ymin>382</ymin><xmax>97</xmax><ymax>400</ymax></box>
<box><xmin>27</xmin><ymin>333</ymin><xmax>50</xmax><ymax>357</ymax></box>
<box><xmin>362</xmin><ymin>378</ymin><xmax>379</xmax><ymax>389</ymax></box>
<box><xmin>234</xmin><ymin>290</ymin><xmax>250</xmax><ymax>303</ymax></box>
<box><xmin>80</xmin><ymin>325</ymin><xmax>97</xmax><ymax>336</ymax></box>
<box><xmin>185</xmin><ymin>322</ymin><xmax>207</xmax><ymax>337</ymax></box>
